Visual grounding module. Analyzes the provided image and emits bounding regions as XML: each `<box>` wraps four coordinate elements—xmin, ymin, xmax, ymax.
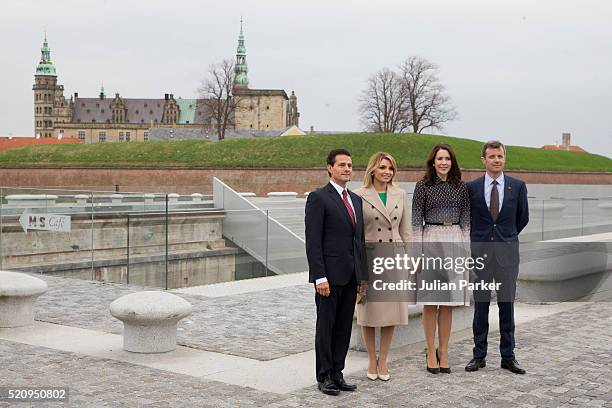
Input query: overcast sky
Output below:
<box><xmin>1</xmin><ymin>0</ymin><xmax>611</xmax><ymax>158</ymax></box>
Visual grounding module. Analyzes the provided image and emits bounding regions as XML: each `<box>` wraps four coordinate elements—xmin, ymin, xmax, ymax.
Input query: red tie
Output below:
<box><xmin>342</xmin><ymin>189</ymin><xmax>356</xmax><ymax>226</ymax></box>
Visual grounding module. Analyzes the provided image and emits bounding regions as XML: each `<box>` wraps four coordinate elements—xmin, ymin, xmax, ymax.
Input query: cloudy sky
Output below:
<box><xmin>1</xmin><ymin>0</ymin><xmax>611</xmax><ymax>158</ymax></box>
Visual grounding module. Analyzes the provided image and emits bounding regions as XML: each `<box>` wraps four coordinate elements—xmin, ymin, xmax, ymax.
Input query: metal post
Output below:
<box><xmin>90</xmin><ymin>191</ymin><xmax>95</xmax><ymax>281</ymax></box>
<box><xmin>541</xmin><ymin>200</ymin><xmax>545</xmax><ymax>241</ymax></box>
<box><xmin>165</xmin><ymin>194</ymin><xmax>169</xmax><ymax>290</ymax></box>
<box><xmin>126</xmin><ymin>213</ymin><xmax>130</xmax><ymax>285</ymax></box>
<box><xmin>265</xmin><ymin>209</ymin><xmax>269</xmax><ymax>277</ymax></box>
<box><xmin>0</xmin><ymin>188</ymin><xmax>3</xmax><ymax>270</ymax></box>
<box><xmin>580</xmin><ymin>198</ymin><xmax>585</xmax><ymax>236</ymax></box>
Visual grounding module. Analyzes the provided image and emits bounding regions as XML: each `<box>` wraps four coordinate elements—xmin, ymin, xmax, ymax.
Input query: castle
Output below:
<box><xmin>33</xmin><ymin>23</ymin><xmax>299</xmax><ymax>142</ymax></box>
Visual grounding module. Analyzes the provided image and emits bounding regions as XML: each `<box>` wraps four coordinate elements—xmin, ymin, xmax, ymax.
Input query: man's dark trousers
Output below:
<box><xmin>315</xmin><ymin>275</ymin><xmax>357</xmax><ymax>382</ymax></box>
<box><xmin>472</xmin><ymin>256</ymin><xmax>519</xmax><ymax>361</ymax></box>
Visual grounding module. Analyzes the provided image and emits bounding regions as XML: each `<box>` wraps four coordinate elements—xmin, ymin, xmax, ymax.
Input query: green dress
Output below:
<box><xmin>378</xmin><ymin>192</ymin><xmax>387</xmax><ymax>206</ymax></box>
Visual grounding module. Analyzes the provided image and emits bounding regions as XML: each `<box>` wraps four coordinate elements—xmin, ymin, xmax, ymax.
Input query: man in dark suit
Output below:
<box><xmin>465</xmin><ymin>141</ymin><xmax>529</xmax><ymax>375</ymax></box>
<box><xmin>305</xmin><ymin>148</ymin><xmax>367</xmax><ymax>395</ymax></box>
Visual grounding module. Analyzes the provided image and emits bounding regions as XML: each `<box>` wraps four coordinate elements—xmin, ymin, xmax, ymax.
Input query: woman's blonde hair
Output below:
<box><xmin>363</xmin><ymin>152</ymin><xmax>398</xmax><ymax>188</ymax></box>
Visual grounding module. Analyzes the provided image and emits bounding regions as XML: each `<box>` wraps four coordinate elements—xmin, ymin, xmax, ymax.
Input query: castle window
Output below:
<box><xmin>135</xmin><ymin>110</ymin><xmax>139</xmax><ymax>114</ymax></box>
<box><xmin>81</xmin><ymin>103</ymin><xmax>85</xmax><ymax>107</ymax></box>
<box><xmin>96</xmin><ymin>103</ymin><xmax>99</xmax><ymax>108</ymax></box>
<box><xmin>198</xmin><ymin>111</ymin><xmax>201</xmax><ymax>116</ymax></box>
<box><xmin>106</xmin><ymin>119</ymin><xmax>110</xmax><ymax>123</ymax></box>
<box><xmin>101</xmin><ymin>109</ymin><xmax>105</xmax><ymax>113</ymax></box>
<box><xmin>119</xmin><ymin>131</ymin><xmax>124</xmax><ymax>142</ymax></box>
<box><xmin>143</xmin><ymin>131</ymin><xmax>149</xmax><ymax>141</ymax></box>
<box><xmin>92</xmin><ymin>119</ymin><xmax>96</xmax><ymax>123</ymax></box>
<box><xmin>186</xmin><ymin>121</ymin><xmax>190</xmax><ymax>124</ymax></box>
<box><xmin>154</xmin><ymin>119</ymin><xmax>158</xmax><ymax>123</ymax></box>
<box><xmin>141</xmin><ymin>119</ymin><xmax>144</xmax><ymax>123</ymax></box>
<box><xmin>125</xmin><ymin>132</ymin><xmax>130</xmax><ymax>142</ymax></box>
<box><xmin>78</xmin><ymin>131</ymin><xmax>86</xmax><ymax>141</ymax></box>
<box><xmin>144</xmin><ymin>103</ymin><xmax>148</xmax><ymax>107</ymax></box>
<box><xmin>86</xmin><ymin>109</ymin><xmax>90</xmax><ymax>114</ymax></box>
<box><xmin>149</xmin><ymin>110</ymin><xmax>153</xmax><ymax>115</ymax></box>
<box><xmin>77</xmin><ymin>119</ymin><xmax>81</xmax><ymax>123</ymax></box>
<box><xmin>98</xmin><ymin>131</ymin><xmax>106</xmax><ymax>142</ymax></box>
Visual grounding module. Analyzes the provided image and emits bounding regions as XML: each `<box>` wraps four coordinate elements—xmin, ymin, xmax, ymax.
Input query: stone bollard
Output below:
<box><xmin>144</xmin><ymin>193</ymin><xmax>156</xmax><ymax>205</ymax></box>
<box><xmin>74</xmin><ymin>194</ymin><xmax>89</xmax><ymax>206</ymax></box>
<box><xmin>109</xmin><ymin>291</ymin><xmax>192</xmax><ymax>353</ymax></box>
<box><xmin>0</xmin><ymin>271</ymin><xmax>48</xmax><ymax>327</ymax></box>
<box><xmin>168</xmin><ymin>193</ymin><xmax>180</xmax><ymax>204</ymax></box>
<box><xmin>5</xmin><ymin>194</ymin><xmax>58</xmax><ymax>208</ymax></box>
<box><xmin>267</xmin><ymin>192</ymin><xmax>298</xmax><ymax>200</ymax></box>
<box><xmin>110</xmin><ymin>194</ymin><xmax>124</xmax><ymax>205</ymax></box>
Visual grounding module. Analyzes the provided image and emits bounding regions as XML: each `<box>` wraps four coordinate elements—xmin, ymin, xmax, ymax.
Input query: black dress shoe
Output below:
<box><xmin>501</xmin><ymin>359</ymin><xmax>526</xmax><ymax>375</ymax></box>
<box><xmin>436</xmin><ymin>349</ymin><xmax>451</xmax><ymax>374</ymax></box>
<box><xmin>465</xmin><ymin>357</ymin><xmax>486</xmax><ymax>372</ymax></box>
<box><xmin>425</xmin><ymin>350</ymin><xmax>439</xmax><ymax>374</ymax></box>
<box><xmin>332</xmin><ymin>377</ymin><xmax>357</xmax><ymax>391</ymax></box>
<box><xmin>318</xmin><ymin>377</ymin><xmax>340</xmax><ymax>396</ymax></box>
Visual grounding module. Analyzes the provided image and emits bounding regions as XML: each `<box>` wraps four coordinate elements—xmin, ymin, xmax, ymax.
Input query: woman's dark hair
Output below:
<box><xmin>422</xmin><ymin>143</ymin><xmax>462</xmax><ymax>186</ymax></box>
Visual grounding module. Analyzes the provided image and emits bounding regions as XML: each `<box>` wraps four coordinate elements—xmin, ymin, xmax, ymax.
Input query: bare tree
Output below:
<box><xmin>198</xmin><ymin>59</ymin><xmax>241</xmax><ymax>141</ymax></box>
<box><xmin>399</xmin><ymin>56</ymin><xmax>457</xmax><ymax>133</ymax></box>
<box><xmin>358</xmin><ymin>68</ymin><xmax>408</xmax><ymax>133</ymax></box>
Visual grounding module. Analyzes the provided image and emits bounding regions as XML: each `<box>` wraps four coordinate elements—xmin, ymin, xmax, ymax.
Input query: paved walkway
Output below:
<box><xmin>1</xmin><ymin>274</ymin><xmax>611</xmax><ymax>406</ymax></box>
<box><xmin>33</xmin><ymin>275</ymin><xmax>315</xmax><ymax>361</ymax></box>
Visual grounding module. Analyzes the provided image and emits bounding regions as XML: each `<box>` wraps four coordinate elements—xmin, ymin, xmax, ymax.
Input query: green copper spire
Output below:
<box><xmin>35</xmin><ymin>34</ymin><xmax>57</xmax><ymax>76</ymax></box>
<box><xmin>234</xmin><ymin>17</ymin><xmax>249</xmax><ymax>88</ymax></box>
<box><xmin>99</xmin><ymin>83</ymin><xmax>105</xmax><ymax>99</ymax></box>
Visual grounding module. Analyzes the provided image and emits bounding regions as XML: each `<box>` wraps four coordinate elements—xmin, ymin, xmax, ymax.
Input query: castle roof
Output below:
<box><xmin>71</xmin><ymin>97</ymin><xmax>216</xmax><ymax>125</ymax></box>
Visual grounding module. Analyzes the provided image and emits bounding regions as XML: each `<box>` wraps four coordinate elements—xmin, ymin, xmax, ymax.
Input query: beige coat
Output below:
<box><xmin>354</xmin><ymin>185</ymin><xmax>410</xmax><ymax>244</ymax></box>
<box><xmin>354</xmin><ymin>184</ymin><xmax>412</xmax><ymax>327</ymax></box>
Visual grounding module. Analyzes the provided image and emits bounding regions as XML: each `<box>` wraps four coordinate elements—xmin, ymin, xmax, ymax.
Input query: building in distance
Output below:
<box><xmin>33</xmin><ymin>23</ymin><xmax>300</xmax><ymax>143</ymax></box>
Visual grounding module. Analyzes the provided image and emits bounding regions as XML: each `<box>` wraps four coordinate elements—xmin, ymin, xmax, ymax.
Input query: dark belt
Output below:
<box><xmin>425</xmin><ymin>222</ymin><xmax>460</xmax><ymax>226</ymax></box>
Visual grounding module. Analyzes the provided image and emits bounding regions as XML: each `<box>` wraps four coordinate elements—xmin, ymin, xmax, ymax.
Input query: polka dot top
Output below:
<box><xmin>411</xmin><ymin>177</ymin><xmax>471</xmax><ymax>240</ymax></box>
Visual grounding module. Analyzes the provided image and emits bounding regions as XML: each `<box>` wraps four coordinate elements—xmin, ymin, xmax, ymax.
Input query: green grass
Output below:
<box><xmin>0</xmin><ymin>133</ymin><xmax>610</xmax><ymax>172</ymax></box>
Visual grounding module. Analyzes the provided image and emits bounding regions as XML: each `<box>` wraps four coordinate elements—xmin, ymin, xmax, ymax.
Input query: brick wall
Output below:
<box><xmin>0</xmin><ymin>168</ymin><xmax>610</xmax><ymax>195</ymax></box>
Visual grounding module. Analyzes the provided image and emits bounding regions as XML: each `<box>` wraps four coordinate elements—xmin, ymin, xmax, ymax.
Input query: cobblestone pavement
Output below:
<box><xmin>2</xmin><ymin>299</ymin><xmax>611</xmax><ymax>407</ymax></box>
<box><xmin>33</xmin><ymin>275</ymin><xmax>315</xmax><ymax>360</ymax></box>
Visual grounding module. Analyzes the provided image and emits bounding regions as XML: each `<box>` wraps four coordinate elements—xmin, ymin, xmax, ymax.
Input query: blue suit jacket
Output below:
<box><xmin>305</xmin><ymin>182</ymin><xmax>367</xmax><ymax>286</ymax></box>
<box><xmin>467</xmin><ymin>175</ymin><xmax>529</xmax><ymax>266</ymax></box>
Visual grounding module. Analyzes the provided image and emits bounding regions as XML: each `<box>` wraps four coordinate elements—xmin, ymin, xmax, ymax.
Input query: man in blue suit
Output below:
<box><xmin>465</xmin><ymin>141</ymin><xmax>529</xmax><ymax>375</ymax></box>
<box><xmin>305</xmin><ymin>148</ymin><xmax>367</xmax><ymax>395</ymax></box>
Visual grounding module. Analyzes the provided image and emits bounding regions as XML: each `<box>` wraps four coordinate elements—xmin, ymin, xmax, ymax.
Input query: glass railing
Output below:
<box><xmin>1</xmin><ymin>186</ymin><xmax>611</xmax><ymax>290</ymax></box>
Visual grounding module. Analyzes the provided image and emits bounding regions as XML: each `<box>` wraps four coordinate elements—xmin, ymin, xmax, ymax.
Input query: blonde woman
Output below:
<box><xmin>355</xmin><ymin>152</ymin><xmax>411</xmax><ymax>381</ymax></box>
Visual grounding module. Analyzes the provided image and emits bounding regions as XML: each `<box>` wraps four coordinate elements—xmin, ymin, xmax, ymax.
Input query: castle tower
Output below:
<box><xmin>32</xmin><ymin>35</ymin><xmax>70</xmax><ymax>138</ymax></box>
<box><xmin>33</xmin><ymin>35</ymin><xmax>58</xmax><ymax>137</ymax></box>
<box><xmin>234</xmin><ymin>18</ymin><xmax>249</xmax><ymax>88</ymax></box>
<box><xmin>287</xmin><ymin>90</ymin><xmax>300</xmax><ymax>127</ymax></box>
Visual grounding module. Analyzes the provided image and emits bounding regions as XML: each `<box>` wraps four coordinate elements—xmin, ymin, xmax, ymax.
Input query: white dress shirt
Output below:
<box><xmin>484</xmin><ymin>172</ymin><xmax>504</xmax><ymax>212</ymax></box>
<box><xmin>315</xmin><ymin>180</ymin><xmax>355</xmax><ymax>286</ymax></box>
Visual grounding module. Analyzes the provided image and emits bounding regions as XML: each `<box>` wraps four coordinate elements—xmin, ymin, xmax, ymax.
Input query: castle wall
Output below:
<box><xmin>235</xmin><ymin>94</ymin><xmax>287</xmax><ymax>131</ymax></box>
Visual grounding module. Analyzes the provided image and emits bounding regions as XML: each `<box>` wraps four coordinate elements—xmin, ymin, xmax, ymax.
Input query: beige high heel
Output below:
<box><xmin>367</xmin><ymin>358</ymin><xmax>379</xmax><ymax>380</ymax></box>
<box><xmin>378</xmin><ymin>363</ymin><xmax>390</xmax><ymax>381</ymax></box>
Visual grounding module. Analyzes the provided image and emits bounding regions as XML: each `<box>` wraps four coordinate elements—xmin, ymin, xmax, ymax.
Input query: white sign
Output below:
<box><xmin>19</xmin><ymin>211</ymin><xmax>71</xmax><ymax>233</ymax></box>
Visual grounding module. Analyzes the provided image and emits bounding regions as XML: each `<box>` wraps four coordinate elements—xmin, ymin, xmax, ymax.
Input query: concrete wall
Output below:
<box><xmin>0</xmin><ymin>211</ymin><xmax>249</xmax><ymax>289</ymax></box>
<box><xmin>0</xmin><ymin>168</ymin><xmax>610</xmax><ymax>195</ymax></box>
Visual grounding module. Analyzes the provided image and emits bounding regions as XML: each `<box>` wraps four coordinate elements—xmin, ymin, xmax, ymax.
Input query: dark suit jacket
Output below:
<box><xmin>305</xmin><ymin>182</ymin><xmax>367</xmax><ymax>286</ymax></box>
<box><xmin>467</xmin><ymin>175</ymin><xmax>529</xmax><ymax>266</ymax></box>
